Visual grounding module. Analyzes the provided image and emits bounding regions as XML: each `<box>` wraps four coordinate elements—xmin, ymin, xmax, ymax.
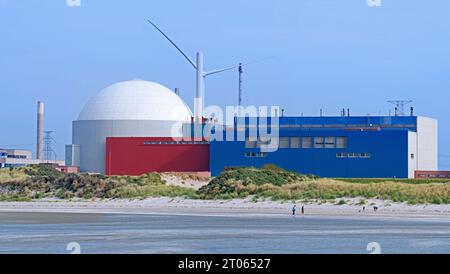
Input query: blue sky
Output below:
<box><xmin>0</xmin><ymin>0</ymin><xmax>449</xmax><ymax>168</ymax></box>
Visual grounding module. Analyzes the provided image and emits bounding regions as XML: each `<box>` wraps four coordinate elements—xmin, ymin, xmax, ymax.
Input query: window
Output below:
<box><xmin>245</xmin><ymin>152</ymin><xmax>257</xmax><ymax>157</ymax></box>
<box><xmin>245</xmin><ymin>138</ymin><xmax>257</xmax><ymax>148</ymax></box>
<box><xmin>290</xmin><ymin>137</ymin><xmax>301</xmax><ymax>148</ymax></box>
<box><xmin>314</xmin><ymin>137</ymin><xmax>325</xmax><ymax>148</ymax></box>
<box><xmin>337</xmin><ymin>153</ymin><xmax>371</xmax><ymax>159</ymax></box>
<box><xmin>259</xmin><ymin>152</ymin><xmax>268</xmax><ymax>158</ymax></box>
<box><xmin>257</xmin><ymin>138</ymin><xmax>271</xmax><ymax>148</ymax></box>
<box><xmin>279</xmin><ymin>137</ymin><xmax>290</xmax><ymax>148</ymax></box>
<box><xmin>245</xmin><ymin>152</ymin><xmax>267</xmax><ymax>158</ymax></box>
<box><xmin>302</xmin><ymin>137</ymin><xmax>313</xmax><ymax>148</ymax></box>
<box><xmin>336</xmin><ymin>137</ymin><xmax>347</xmax><ymax>148</ymax></box>
<box><xmin>325</xmin><ymin>137</ymin><xmax>336</xmax><ymax>149</ymax></box>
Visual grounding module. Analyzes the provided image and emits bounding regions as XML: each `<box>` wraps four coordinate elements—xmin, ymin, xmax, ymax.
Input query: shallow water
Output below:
<box><xmin>0</xmin><ymin>212</ymin><xmax>449</xmax><ymax>254</ymax></box>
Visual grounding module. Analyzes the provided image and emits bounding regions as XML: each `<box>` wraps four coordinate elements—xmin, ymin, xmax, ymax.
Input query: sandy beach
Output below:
<box><xmin>1</xmin><ymin>197</ymin><xmax>450</xmax><ymax>221</ymax></box>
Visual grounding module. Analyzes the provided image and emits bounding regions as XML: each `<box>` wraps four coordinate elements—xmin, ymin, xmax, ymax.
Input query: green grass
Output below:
<box><xmin>198</xmin><ymin>166</ymin><xmax>450</xmax><ymax>204</ymax></box>
<box><xmin>335</xmin><ymin>178</ymin><xmax>450</xmax><ymax>185</ymax></box>
<box><xmin>0</xmin><ymin>165</ymin><xmax>199</xmax><ymax>201</ymax></box>
<box><xmin>0</xmin><ymin>168</ymin><xmax>30</xmax><ymax>184</ymax></box>
<box><xmin>0</xmin><ymin>195</ymin><xmax>33</xmax><ymax>202</ymax></box>
<box><xmin>1</xmin><ymin>165</ymin><xmax>450</xmax><ymax>204</ymax></box>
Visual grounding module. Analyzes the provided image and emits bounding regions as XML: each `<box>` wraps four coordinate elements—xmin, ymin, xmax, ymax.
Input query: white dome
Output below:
<box><xmin>78</xmin><ymin>80</ymin><xmax>192</xmax><ymax>121</ymax></box>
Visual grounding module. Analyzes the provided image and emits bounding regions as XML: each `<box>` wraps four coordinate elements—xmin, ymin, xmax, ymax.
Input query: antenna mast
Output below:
<box><xmin>238</xmin><ymin>63</ymin><xmax>243</xmax><ymax>115</ymax></box>
<box><xmin>388</xmin><ymin>100</ymin><xmax>413</xmax><ymax>116</ymax></box>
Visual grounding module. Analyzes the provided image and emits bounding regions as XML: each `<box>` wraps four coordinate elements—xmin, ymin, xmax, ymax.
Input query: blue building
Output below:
<box><xmin>209</xmin><ymin>116</ymin><xmax>438</xmax><ymax>178</ymax></box>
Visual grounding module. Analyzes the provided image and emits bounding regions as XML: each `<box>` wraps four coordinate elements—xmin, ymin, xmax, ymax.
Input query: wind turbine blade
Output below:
<box><xmin>147</xmin><ymin>19</ymin><xmax>197</xmax><ymax>69</ymax></box>
<box><xmin>204</xmin><ymin>65</ymin><xmax>238</xmax><ymax>77</ymax></box>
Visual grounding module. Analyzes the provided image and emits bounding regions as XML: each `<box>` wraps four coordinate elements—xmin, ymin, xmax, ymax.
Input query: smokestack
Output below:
<box><xmin>36</xmin><ymin>101</ymin><xmax>44</xmax><ymax>160</ymax></box>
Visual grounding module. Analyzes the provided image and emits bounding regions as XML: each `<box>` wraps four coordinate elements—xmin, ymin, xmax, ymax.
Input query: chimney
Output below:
<box><xmin>36</xmin><ymin>101</ymin><xmax>44</xmax><ymax>160</ymax></box>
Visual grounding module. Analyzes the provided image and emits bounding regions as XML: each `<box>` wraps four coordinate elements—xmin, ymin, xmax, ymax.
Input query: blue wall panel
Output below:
<box><xmin>210</xmin><ymin>130</ymin><xmax>409</xmax><ymax>178</ymax></box>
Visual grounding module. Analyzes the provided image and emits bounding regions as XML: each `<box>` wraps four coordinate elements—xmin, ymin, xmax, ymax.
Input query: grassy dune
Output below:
<box><xmin>198</xmin><ymin>165</ymin><xmax>450</xmax><ymax>205</ymax></box>
<box><xmin>0</xmin><ymin>166</ymin><xmax>198</xmax><ymax>201</ymax></box>
<box><xmin>1</xmin><ymin>165</ymin><xmax>450</xmax><ymax>204</ymax></box>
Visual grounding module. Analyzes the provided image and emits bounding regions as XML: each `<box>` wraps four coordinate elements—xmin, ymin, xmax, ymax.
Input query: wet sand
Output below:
<box><xmin>1</xmin><ymin>211</ymin><xmax>450</xmax><ymax>254</ymax></box>
<box><xmin>1</xmin><ymin>197</ymin><xmax>450</xmax><ymax>221</ymax></box>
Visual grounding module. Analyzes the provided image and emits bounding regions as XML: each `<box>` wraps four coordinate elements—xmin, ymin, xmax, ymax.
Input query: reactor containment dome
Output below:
<box><xmin>66</xmin><ymin>80</ymin><xmax>193</xmax><ymax>174</ymax></box>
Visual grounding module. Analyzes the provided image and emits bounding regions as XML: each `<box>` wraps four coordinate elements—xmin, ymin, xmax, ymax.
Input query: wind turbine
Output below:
<box><xmin>147</xmin><ymin>20</ymin><xmax>240</xmax><ymax>123</ymax></box>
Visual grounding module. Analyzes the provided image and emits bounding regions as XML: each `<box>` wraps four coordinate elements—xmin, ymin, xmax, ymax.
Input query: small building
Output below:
<box><xmin>415</xmin><ymin>170</ymin><xmax>450</xmax><ymax>179</ymax></box>
<box><xmin>0</xmin><ymin>148</ymin><xmax>65</xmax><ymax>168</ymax></box>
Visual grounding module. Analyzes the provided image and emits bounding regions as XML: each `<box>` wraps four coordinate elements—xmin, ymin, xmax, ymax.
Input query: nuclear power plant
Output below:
<box><xmin>1</xmin><ymin>20</ymin><xmax>447</xmax><ymax>179</ymax></box>
<box><xmin>57</xmin><ymin>76</ymin><xmax>441</xmax><ymax>179</ymax></box>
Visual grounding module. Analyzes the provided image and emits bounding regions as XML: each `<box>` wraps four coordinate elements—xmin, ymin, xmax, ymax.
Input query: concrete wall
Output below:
<box><xmin>416</xmin><ymin>117</ymin><xmax>438</xmax><ymax>171</ymax></box>
<box><xmin>72</xmin><ymin>120</ymin><xmax>184</xmax><ymax>174</ymax></box>
<box><xmin>408</xmin><ymin>131</ymin><xmax>418</xmax><ymax>178</ymax></box>
<box><xmin>65</xmin><ymin>144</ymin><xmax>80</xmax><ymax>167</ymax></box>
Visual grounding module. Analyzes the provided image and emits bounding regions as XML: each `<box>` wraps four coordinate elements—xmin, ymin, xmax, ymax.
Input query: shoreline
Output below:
<box><xmin>1</xmin><ymin>197</ymin><xmax>450</xmax><ymax>221</ymax></box>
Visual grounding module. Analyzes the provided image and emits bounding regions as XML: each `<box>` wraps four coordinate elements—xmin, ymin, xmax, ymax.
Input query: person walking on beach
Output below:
<box><xmin>292</xmin><ymin>205</ymin><xmax>297</xmax><ymax>217</ymax></box>
<box><xmin>301</xmin><ymin>205</ymin><xmax>305</xmax><ymax>215</ymax></box>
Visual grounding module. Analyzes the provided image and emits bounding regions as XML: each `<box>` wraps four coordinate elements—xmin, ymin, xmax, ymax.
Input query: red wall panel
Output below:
<box><xmin>415</xmin><ymin>170</ymin><xmax>450</xmax><ymax>179</ymax></box>
<box><xmin>106</xmin><ymin>137</ymin><xmax>210</xmax><ymax>176</ymax></box>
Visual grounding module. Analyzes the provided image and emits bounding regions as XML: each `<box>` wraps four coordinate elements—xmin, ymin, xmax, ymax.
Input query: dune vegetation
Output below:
<box><xmin>0</xmin><ymin>165</ymin><xmax>198</xmax><ymax>201</ymax></box>
<box><xmin>1</xmin><ymin>164</ymin><xmax>450</xmax><ymax>204</ymax></box>
<box><xmin>197</xmin><ymin>165</ymin><xmax>450</xmax><ymax>205</ymax></box>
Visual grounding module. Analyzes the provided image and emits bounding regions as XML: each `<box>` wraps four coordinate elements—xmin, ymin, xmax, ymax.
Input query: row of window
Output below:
<box><xmin>143</xmin><ymin>141</ymin><xmax>209</xmax><ymax>145</ymax></box>
<box><xmin>243</xmin><ymin>152</ymin><xmax>371</xmax><ymax>159</ymax></box>
<box><xmin>336</xmin><ymin>153</ymin><xmax>371</xmax><ymax>159</ymax></box>
<box><xmin>245</xmin><ymin>152</ymin><xmax>268</xmax><ymax>158</ymax></box>
<box><xmin>6</xmin><ymin>155</ymin><xmax>27</xmax><ymax>159</ymax></box>
<box><xmin>246</xmin><ymin>137</ymin><xmax>348</xmax><ymax>149</ymax></box>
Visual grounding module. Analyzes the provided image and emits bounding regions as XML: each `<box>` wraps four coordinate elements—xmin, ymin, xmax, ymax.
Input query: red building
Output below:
<box><xmin>415</xmin><ymin>170</ymin><xmax>450</xmax><ymax>179</ymax></box>
<box><xmin>105</xmin><ymin>137</ymin><xmax>210</xmax><ymax>176</ymax></box>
